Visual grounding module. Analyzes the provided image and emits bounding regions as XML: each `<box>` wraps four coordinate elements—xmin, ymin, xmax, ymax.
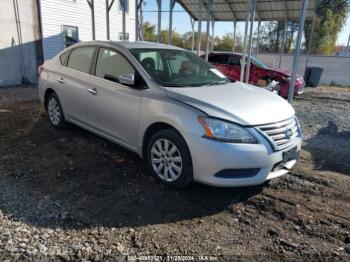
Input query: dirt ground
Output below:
<box><xmin>0</xmin><ymin>85</ymin><xmax>349</xmax><ymax>261</ymax></box>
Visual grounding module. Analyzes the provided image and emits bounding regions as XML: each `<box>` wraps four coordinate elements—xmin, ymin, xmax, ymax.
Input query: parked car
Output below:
<box><xmin>203</xmin><ymin>52</ymin><xmax>305</xmax><ymax>97</ymax></box>
<box><xmin>38</xmin><ymin>41</ymin><xmax>302</xmax><ymax>189</ymax></box>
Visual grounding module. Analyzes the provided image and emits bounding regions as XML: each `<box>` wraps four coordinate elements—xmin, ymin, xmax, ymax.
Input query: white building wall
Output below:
<box><xmin>40</xmin><ymin>0</ymin><xmax>136</xmax><ymax>60</ymax></box>
<box><xmin>0</xmin><ymin>0</ymin><xmax>41</xmax><ymax>86</ymax></box>
<box><xmin>109</xmin><ymin>0</ymin><xmax>136</xmax><ymax>41</ymax></box>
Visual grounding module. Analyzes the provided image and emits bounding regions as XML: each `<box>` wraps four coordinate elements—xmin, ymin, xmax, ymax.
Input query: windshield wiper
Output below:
<box><xmin>204</xmin><ymin>80</ymin><xmax>228</xmax><ymax>86</ymax></box>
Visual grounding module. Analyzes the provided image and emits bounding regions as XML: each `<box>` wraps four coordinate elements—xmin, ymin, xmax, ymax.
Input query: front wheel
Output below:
<box><xmin>146</xmin><ymin>129</ymin><xmax>193</xmax><ymax>189</ymax></box>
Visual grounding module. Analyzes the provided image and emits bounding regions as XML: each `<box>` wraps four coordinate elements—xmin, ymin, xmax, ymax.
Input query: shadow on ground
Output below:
<box><xmin>0</xmin><ymin>102</ymin><xmax>264</xmax><ymax>229</ymax></box>
<box><xmin>303</xmin><ymin>121</ymin><xmax>350</xmax><ymax>176</ymax></box>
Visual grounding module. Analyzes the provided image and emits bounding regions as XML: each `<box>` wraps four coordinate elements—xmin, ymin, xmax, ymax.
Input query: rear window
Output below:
<box><xmin>66</xmin><ymin>47</ymin><xmax>95</xmax><ymax>73</ymax></box>
<box><xmin>208</xmin><ymin>54</ymin><xmax>228</xmax><ymax>64</ymax></box>
<box><xmin>59</xmin><ymin>51</ymin><xmax>70</xmax><ymax>66</ymax></box>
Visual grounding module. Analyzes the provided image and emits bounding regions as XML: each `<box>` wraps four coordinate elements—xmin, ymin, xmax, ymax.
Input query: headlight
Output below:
<box><xmin>198</xmin><ymin>116</ymin><xmax>258</xmax><ymax>144</ymax></box>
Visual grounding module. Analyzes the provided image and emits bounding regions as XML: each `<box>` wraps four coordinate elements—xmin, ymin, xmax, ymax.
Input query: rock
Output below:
<box><xmin>0</xmin><ymin>229</ymin><xmax>11</xmax><ymax>237</ymax></box>
<box><xmin>47</xmin><ymin>213</ymin><xmax>56</xmax><ymax>219</ymax></box>
<box><xmin>61</xmin><ymin>212</ymin><xmax>69</xmax><ymax>219</ymax></box>
<box><xmin>344</xmin><ymin>236</ymin><xmax>350</xmax><ymax>244</ymax></box>
<box><xmin>127</xmin><ymin>228</ymin><xmax>135</xmax><ymax>234</ymax></box>
<box><xmin>267</xmin><ymin>228</ymin><xmax>278</xmax><ymax>236</ymax></box>
<box><xmin>279</xmin><ymin>239</ymin><xmax>299</xmax><ymax>249</ymax></box>
<box><xmin>116</xmin><ymin>243</ymin><xmax>125</xmax><ymax>253</ymax></box>
<box><xmin>134</xmin><ymin>241</ymin><xmax>142</xmax><ymax>248</ymax></box>
<box><xmin>345</xmin><ymin>245</ymin><xmax>350</xmax><ymax>254</ymax></box>
<box><xmin>41</xmin><ymin>233</ymin><xmax>50</xmax><ymax>239</ymax></box>
<box><xmin>38</xmin><ymin>244</ymin><xmax>48</xmax><ymax>253</ymax></box>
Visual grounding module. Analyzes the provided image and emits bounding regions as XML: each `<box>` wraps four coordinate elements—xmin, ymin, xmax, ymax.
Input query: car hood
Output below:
<box><xmin>165</xmin><ymin>82</ymin><xmax>295</xmax><ymax>126</ymax></box>
<box><xmin>268</xmin><ymin>67</ymin><xmax>292</xmax><ymax>77</ymax></box>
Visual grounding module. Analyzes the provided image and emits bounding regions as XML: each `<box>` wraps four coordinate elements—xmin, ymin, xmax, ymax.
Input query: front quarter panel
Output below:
<box><xmin>138</xmin><ymin>88</ymin><xmax>205</xmax><ymax>157</ymax></box>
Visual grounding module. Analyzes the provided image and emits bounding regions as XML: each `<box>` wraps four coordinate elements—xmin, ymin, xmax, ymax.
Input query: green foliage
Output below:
<box><xmin>143</xmin><ymin>22</ymin><xmax>157</xmax><ymax>42</ymax></box>
<box><xmin>304</xmin><ymin>0</ymin><xmax>349</xmax><ymax>55</ymax></box>
<box><xmin>256</xmin><ymin>21</ymin><xmax>299</xmax><ymax>53</ymax></box>
<box><xmin>141</xmin><ymin>22</ymin><xmax>243</xmax><ymax>52</ymax></box>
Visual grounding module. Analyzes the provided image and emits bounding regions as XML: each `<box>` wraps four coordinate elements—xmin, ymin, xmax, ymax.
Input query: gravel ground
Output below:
<box><xmin>0</xmin><ymin>85</ymin><xmax>349</xmax><ymax>261</ymax></box>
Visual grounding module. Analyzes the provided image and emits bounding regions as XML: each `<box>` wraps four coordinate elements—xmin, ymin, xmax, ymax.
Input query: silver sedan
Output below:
<box><xmin>38</xmin><ymin>41</ymin><xmax>302</xmax><ymax>188</ymax></box>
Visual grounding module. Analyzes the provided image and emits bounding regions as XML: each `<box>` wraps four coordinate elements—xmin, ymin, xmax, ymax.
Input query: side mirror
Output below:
<box><xmin>118</xmin><ymin>73</ymin><xmax>134</xmax><ymax>86</ymax></box>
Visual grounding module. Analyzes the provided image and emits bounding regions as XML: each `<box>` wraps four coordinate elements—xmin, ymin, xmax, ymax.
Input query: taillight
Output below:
<box><xmin>38</xmin><ymin>65</ymin><xmax>44</xmax><ymax>76</ymax></box>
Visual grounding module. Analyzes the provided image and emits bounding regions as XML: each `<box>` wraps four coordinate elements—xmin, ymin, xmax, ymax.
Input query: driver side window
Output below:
<box><xmin>95</xmin><ymin>48</ymin><xmax>134</xmax><ymax>83</ymax></box>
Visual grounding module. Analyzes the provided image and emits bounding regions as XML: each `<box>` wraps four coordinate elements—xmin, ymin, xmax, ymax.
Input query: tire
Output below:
<box><xmin>46</xmin><ymin>92</ymin><xmax>66</xmax><ymax>128</ymax></box>
<box><xmin>146</xmin><ymin>129</ymin><xmax>193</xmax><ymax>189</ymax></box>
<box><xmin>296</xmin><ymin>85</ymin><xmax>304</xmax><ymax>95</ymax></box>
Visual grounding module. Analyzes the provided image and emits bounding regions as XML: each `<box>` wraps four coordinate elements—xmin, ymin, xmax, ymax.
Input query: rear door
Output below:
<box><xmin>54</xmin><ymin>46</ymin><xmax>96</xmax><ymax>124</ymax></box>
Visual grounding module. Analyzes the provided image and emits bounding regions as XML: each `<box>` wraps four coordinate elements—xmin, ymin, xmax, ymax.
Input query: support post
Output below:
<box><xmin>255</xmin><ymin>20</ymin><xmax>261</xmax><ymax>56</ymax></box>
<box><xmin>135</xmin><ymin>0</ymin><xmax>139</xmax><ymax>41</ymax></box>
<box><xmin>240</xmin><ymin>0</ymin><xmax>251</xmax><ymax>82</ymax></box>
<box><xmin>347</xmin><ymin>30</ymin><xmax>350</xmax><ymax>55</ymax></box>
<box><xmin>106</xmin><ymin>0</ymin><xmax>115</xmax><ymax>40</ymax></box>
<box><xmin>139</xmin><ymin>1</ymin><xmax>144</xmax><ymax>40</ymax></box>
<box><xmin>190</xmin><ymin>18</ymin><xmax>195</xmax><ymax>52</ymax></box>
<box><xmin>87</xmin><ymin>0</ymin><xmax>95</xmax><ymax>40</ymax></box>
<box><xmin>279</xmin><ymin>19</ymin><xmax>288</xmax><ymax>68</ymax></box>
<box><xmin>288</xmin><ymin>0</ymin><xmax>308</xmax><ymax>103</ymax></box>
<box><xmin>245</xmin><ymin>0</ymin><xmax>256</xmax><ymax>83</ymax></box>
<box><xmin>204</xmin><ymin>0</ymin><xmax>212</xmax><ymax>61</ymax></box>
<box><xmin>233</xmin><ymin>20</ymin><xmax>237</xmax><ymax>52</ymax></box>
<box><xmin>305</xmin><ymin>15</ymin><xmax>316</xmax><ymax>68</ymax></box>
<box><xmin>211</xmin><ymin>20</ymin><xmax>215</xmax><ymax>52</ymax></box>
<box><xmin>119</xmin><ymin>0</ymin><xmax>126</xmax><ymax>40</ymax></box>
<box><xmin>168</xmin><ymin>0</ymin><xmax>175</xmax><ymax>45</ymax></box>
<box><xmin>197</xmin><ymin>0</ymin><xmax>203</xmax><ymax>55</ymax></box>
<box><xmin>156</xmin><ymin>0</ymin><xmax>162</xmax><ymax>43</ymax></box>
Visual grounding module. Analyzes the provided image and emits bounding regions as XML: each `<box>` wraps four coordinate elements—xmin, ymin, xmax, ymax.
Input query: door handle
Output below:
<box><xmin>88</xmin><ymin>88</ymin><xmax>99</xmax><ymax>95</ymax></box>
<box><xmin>57</xmin><ymin>78</ymin><xmax>65</xmax><ymax>84</ymax></box>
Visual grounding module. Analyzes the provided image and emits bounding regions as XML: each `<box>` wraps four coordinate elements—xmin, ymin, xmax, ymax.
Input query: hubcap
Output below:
<box><xmin>48</xmin><ymin>97</ymin><xmax>61</xmax><ymax>125</ymax></box>
<box><xmin>151</xmin><ymin>139</ymin><xmax>182</xmax><ymax>182</ymax></box>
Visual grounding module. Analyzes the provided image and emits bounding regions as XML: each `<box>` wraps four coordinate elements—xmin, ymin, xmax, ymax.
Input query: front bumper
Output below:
<box><xmin>279</xmin><ymin>77</ymin><xmax>305</xmax><ymax>97</ymax></box>
<box><xmin>183</xmin><ymin>130</ymin><xmax>302</xmax><ymax>187</ymax></box>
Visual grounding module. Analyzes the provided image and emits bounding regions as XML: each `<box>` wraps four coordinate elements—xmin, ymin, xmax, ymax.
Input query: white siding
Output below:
<box><xmin>40</xmin><ymin>0</ymin><xmax>136</xmax><ymax>60</ymax></box>
<box><xmin>109</xmin><ymin>0</ymin><xmax>136</xmax><ymax>41</ymax></box>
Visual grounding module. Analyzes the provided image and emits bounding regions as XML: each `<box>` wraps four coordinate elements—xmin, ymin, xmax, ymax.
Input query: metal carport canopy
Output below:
<box><xmin>174</xmin><ymin>0</ymin><xmax>317</xmax><ymax>103</ymax></box>
<box><xmin>177</xmin><ymin>0</ymin><xmax>317</xmax><ymax>21</ymax></box>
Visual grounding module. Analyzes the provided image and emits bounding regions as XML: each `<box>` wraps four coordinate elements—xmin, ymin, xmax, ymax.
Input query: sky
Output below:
<box><xmin>142</xmin><ymin>0</ymin><xmax>350</xmax><ymax>46</ymax></box>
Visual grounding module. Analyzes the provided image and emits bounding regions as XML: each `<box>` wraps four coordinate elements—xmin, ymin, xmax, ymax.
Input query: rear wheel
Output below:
<box><xmin>47</xmin><ymin>93</ymin><xmax>66</xmax><ymax>128</ymax></box>
<box><xmin>147</xmin><ymin>129</ymin><xmax>193</xmax><ymax>189</ymax></box>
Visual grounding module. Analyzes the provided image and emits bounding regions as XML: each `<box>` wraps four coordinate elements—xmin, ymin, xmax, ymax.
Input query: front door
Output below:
<box><xmin>85</xmin><ymin>47</ymin><xmax>143</xmax><ymax>151</ymax></box>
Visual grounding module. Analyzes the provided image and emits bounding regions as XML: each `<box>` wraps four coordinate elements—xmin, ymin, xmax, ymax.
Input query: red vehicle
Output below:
<box><xmin>204</xmin><ymin>52</ymin><xmax>305</xmax><ymax>97</ymax></box>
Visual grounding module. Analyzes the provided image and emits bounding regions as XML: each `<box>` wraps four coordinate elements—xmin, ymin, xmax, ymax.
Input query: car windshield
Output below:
<box><xmin>251</xmin><ymin>56</ymin><xmax>268</xmax><ymax>69</ymax></box>
<box><xmin>130</xmin><ymin>48</ymin><xmax>230</xmax><ymax>87</ymax></box>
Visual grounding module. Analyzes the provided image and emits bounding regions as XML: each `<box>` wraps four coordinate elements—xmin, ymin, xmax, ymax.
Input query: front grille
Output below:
<box><xmin>257</xmin><ymin>117</ymin><xmax>300</xmax><ymax>151</ymax></box>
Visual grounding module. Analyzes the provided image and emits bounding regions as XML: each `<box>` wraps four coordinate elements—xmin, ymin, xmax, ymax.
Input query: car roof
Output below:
<box><xmin>72</xmin><ymin>40</ymin><xmax>184</xmax><ymax>51</ymax></box>
<box><xmin>209</xmin><ymin>51</ymin><xmax>242</xmax><ymax>56</ymax></box>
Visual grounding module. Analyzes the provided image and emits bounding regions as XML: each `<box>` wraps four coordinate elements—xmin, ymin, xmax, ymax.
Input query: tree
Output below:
<box><xmin>256</xmin><ymin>21</ymin><xmax>299</xmax><ymax>53</ymax></box>
<box><xmin>213</xmin><ymin>33</ymin><xmax>243</xmax><ymax>52</ymax></box>
<box><xmin>142</xmin><ymin>22</ymin><xmax>156</xmax><ymax>42</ymax></box>
<box><xmin>304</xmin><ymin>0</ymin><xmax>349</xmax><ymax>55</ymax></box>
<box><xmin>141</xmin><ymin>22</ymin><xmax>242</xmax><ymax>52</ymax></box>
